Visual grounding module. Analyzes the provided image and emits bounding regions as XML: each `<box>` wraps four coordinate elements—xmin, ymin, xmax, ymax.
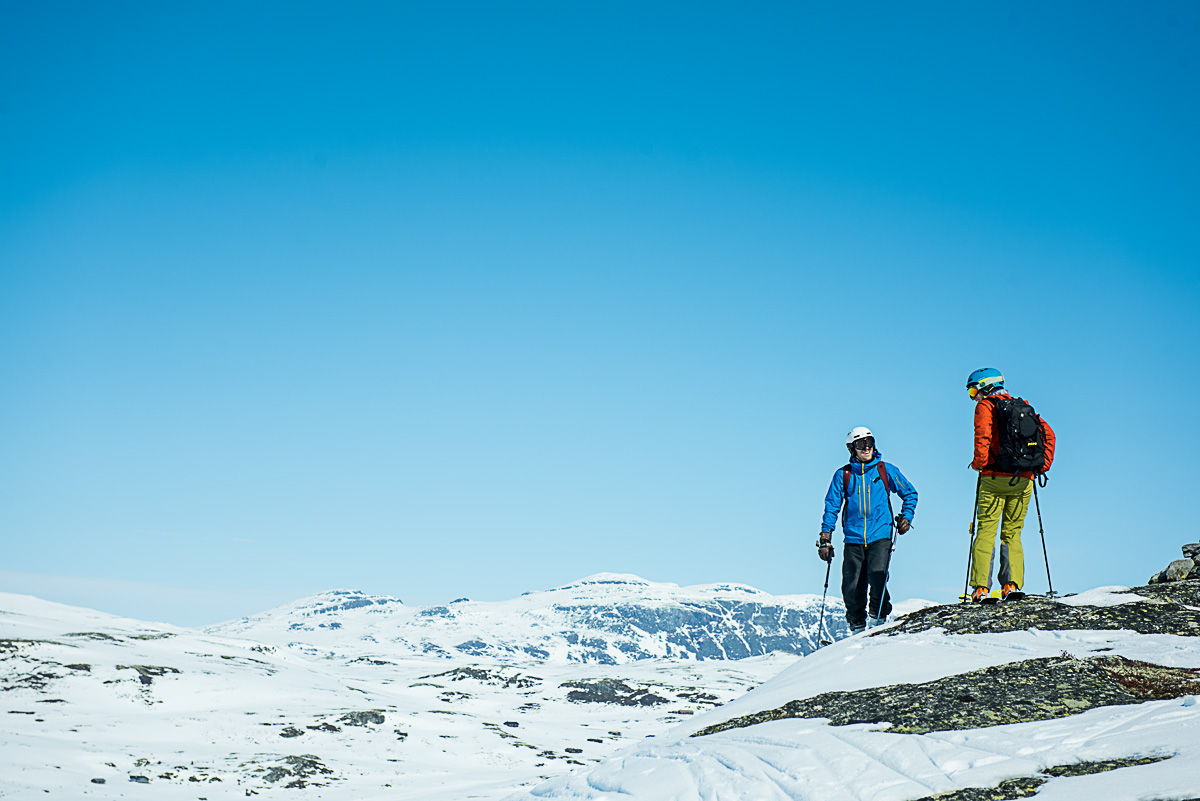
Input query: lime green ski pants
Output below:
<box><xmin>970</xmin><ymin>475</ymin><xmax>1032</xmax><ymax>590</ymax></box>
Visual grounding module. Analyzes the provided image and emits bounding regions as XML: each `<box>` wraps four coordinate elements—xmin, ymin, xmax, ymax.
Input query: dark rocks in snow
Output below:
<box><xmin>422</xmin><ymin>666</ymin><xmax>541</xmax><ymax>689</ymax></box>
<box><xmin>116</xmin><ymin>665</ymin><xmax>181</xmax><ymax>686</ymax></box>
<box><xmin>675</xmin><ymin>690</ymin><xmax>720</xmax><ymax>706</ymax></box>
<box><xmin>260</xmin><ymin>755</ymin><xmax>334</xmax><ymax>786</ymax></box>
<box><xmin>63</xmin><ymin>632</ymin><xmax>119</xmax><ymax>641</ymax></box>
<box><xmin>906</xmin><ymin>756</ymin><xmax>1173</xmax><ymax>801</ymax></box>
<box><xmin>303</xmin><ymin>590</ymin><xmax>404</xmax><ymax>616</ymax></box>
<box><xmin>561</xmin><ymin>678</ymin><xmax>669</xmax><ymax>706</ymax></box>
<box><xmin>0</xmin><ymin>639</ymin><xmax>37</xmax><ymax>656</ymax></box>
<box><xmin>338</xmin><ymin>710</ymin><xmax>385</xmax><ymax>726</ymax></box>
<box><xmin>3</xmin><ymin>670</ymin><xmax>61</xmax><ymax>691</ymax></box>
<box><xmin>306</xmin><ymin>722</ymin><xmax>341</xmax><ymax>732</ymax></box>
<box><xmin>454</xmin><ymin>639</ymin><xmax>492</xmax><ymax>656</ymax></box>
<box><xmin>694</xmin><ymin>655</ymin><xmax>1200</xmax><ymax>737</ymax></box>
<box><xmin>279</xmin><ymin>726</ymin><xmax>305</xmax><ymax>738</ymax></box>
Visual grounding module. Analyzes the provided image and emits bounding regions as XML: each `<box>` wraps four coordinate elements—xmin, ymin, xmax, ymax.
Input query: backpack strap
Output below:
<box><xmin>845</xmin><ymin>462</ymin><xmax>891</xmax><ymax>495</ymax></box>
<box><xmin>876</xmin><ymin>462</ymin><xmax>892</xmax><ymax>493</ymax></box>
<box><xmin>841</xmin><ymin>464</ymin><xmax>852</xmax><ymax>528</ymax></box>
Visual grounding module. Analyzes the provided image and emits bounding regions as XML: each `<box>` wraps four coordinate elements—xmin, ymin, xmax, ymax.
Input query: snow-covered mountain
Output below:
<box><xmin>0</xmin><ymin>575</ymin><xmax>835</xmax><ymax>800</ymax></box>
<box><xmin>204</xmin><ymin>573</ymin><xmax>847</xmax><ymax>663</ymax></box>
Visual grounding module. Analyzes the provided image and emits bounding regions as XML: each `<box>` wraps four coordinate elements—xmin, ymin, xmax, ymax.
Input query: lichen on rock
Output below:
<box><xmin>907</xmin><ymin>756</ymin><xmax>1173</xmax><ymax>801</ymax></box>
<box><xmin>693</xmin><ymin>655</ymin><xmax>1200</xmax><ymax>737</ymax></box>
<box><xmin>879</xmin><ymin>585</ymin><xmax>1200</xmax><ymax>638</ymax></box>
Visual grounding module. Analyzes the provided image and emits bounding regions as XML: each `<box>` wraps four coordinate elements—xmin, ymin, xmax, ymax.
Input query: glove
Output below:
<box><xmin>895</xmin><ymin>515</ymin><xmax>911</xmax><ymax>534</ymax></box>
<box><xmin>816</xmin><ymin>533</ymin><xmax>834</xmax><ymax>562</ymax></box>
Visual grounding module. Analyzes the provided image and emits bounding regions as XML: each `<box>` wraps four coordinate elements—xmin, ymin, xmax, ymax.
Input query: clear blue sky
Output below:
<box><xmin>2</xmin><ymin>2</ymin><xmax>1197</xmax><ymax>626</ymax></box>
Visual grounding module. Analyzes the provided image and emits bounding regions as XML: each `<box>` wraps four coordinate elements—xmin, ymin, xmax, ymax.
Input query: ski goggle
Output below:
<box><xmin>852</xmin><ymin>437</ymin><xmax>875</xmax><ymax>451</ymax></box>
<box><xmin>967</xmin><ymin>384</ymin><xmax>981</xmax><ymax>399</ymax></box>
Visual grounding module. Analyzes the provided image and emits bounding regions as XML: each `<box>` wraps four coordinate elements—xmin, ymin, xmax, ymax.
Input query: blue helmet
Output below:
<box><xmin>966</xmin><ymin>367</ymin><xmax>1004</xmax><ymax>398</ymax></box>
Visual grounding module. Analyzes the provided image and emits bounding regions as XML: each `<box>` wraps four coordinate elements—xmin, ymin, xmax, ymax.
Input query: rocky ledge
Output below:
<box><xmin>879</xmin><ymin>580</ymin><xmax>1200</xmax><ymax>638</ymax></box>
<box><xmin>694</xmin><ymin>654</ymin><xmax>1200</xmax><ymax>737</ymax></box>
<box><xmin>908</xmin><ymin>756</ymin><xmax>1179</xmax><ymax>801</ymax></box>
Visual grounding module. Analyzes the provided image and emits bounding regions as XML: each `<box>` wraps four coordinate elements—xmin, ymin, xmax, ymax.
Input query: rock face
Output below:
<box><xmin>1148</xmin><ymin>540</ymin><xmax>1200</xmax><ymax>583</ymax></box>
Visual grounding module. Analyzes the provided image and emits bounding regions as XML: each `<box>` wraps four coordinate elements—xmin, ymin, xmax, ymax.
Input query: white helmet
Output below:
<box><xmin>845</xmin><ymin>426</ymin><xmax>873</xmax><ymax>447</ymax></box>
<box><xmin>846</xmin><ymin>426</ymin><xmax>876</xmax><ymax>458</ymax></box>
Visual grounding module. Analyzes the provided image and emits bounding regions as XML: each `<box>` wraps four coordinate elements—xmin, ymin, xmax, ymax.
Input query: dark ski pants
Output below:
<box><xmin>842</xmin><ymin>539</ymin><xmax>892</xmax><ymax>628</ymax></box>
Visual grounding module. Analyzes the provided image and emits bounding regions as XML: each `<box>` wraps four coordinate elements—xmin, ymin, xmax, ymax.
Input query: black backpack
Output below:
<box><xmin>988</xmin><ymin>396</ymin><xmax>1047</xmax><ymax>474</ymax></box>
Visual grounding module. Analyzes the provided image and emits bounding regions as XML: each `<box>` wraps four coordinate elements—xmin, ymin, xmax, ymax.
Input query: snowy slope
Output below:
<box><xmin>0</xmin><ymin>578</ymin><xmax>822</xmax><ymax>800</ymax></box>
<box><xmin>203</xmin><ymin>573</ymin><xmax>846</xmax><ymax>663</ymax></box>
<box><xmin>10</xmin><ymin>579</ymin><xmax>1194</xmax><ymax>801</ymax></box>
<box><xmin>503</xmin><ymin>586</ymin><xmax>1200</xmax><ymax>801</ymax></box>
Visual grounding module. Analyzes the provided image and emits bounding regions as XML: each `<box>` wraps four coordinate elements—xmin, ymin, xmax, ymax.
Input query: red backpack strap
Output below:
<box><xmin>876</xmin><ymin>462</ymin><xmax>892</xmax><ymax>493</ymax></box>
<box><xmin>841</xmin><ymin>465</ymin><xmax>852</xmax><ymax>525</ymax></box>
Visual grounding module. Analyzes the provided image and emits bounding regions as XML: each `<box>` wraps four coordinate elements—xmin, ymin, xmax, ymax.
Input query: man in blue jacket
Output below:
<box><xmin>817</xmin><ymin>427</ymin><xmax>918</xmax><ymax>634</ymax></box>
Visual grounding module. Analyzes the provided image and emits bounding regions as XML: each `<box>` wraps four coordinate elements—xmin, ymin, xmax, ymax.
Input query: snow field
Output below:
<box><xmin>504</xmin><ymin>624</ymin><xmax>1200</xmax><ymax>800</ymax></box>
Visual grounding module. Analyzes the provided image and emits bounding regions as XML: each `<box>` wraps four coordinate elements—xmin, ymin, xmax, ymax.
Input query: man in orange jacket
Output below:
<box><xmin>965</xmin><ymin>368</ymin><xmax>1055</xmax><ymax>601</ymax></box>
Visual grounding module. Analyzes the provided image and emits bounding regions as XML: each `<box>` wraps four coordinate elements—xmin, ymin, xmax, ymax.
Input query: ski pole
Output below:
<box><xmin>874</xmin><ymin>530</ymin><xmax>899</xmax><ymax>621</ymax></box>
<box><xmin>816</xmin><ymin>557</ymin><xmax>833</xmax><ymax>647</ymax></box>
<box><xmin>1033</xmin><ymin>480</ymin><xmax>1054</xmax><ymax>597</ymax></box>
<box><xmin>962</xmin><ymin>474</ymin><xmax>981</xmax><ymax>603</ymax></box>
<box><xmin>874</xmin><ymin>482</ymin><xmax>900</xmax><ymax>621</ymax></box>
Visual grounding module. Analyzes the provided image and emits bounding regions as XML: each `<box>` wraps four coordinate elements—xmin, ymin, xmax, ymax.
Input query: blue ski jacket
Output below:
<box><xmin>821</xmin><ymin>454</ymin><xmax>918</xmax><ymax>546</ymax></box>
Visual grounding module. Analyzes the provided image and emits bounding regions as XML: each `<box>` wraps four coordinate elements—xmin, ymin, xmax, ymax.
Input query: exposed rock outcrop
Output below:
<box><xmin>1149</xmin><ymin>540</ymin><xmax>1200</xmax><ymax>584</ymax></box>
<box><xmin>880</xmin><ymin>582</ymin><xmax>1200</xmax><ymax>638</ymax></box>
<box><xmin>907</xmin><ymin>757</ymin><xmax>1176</xmax><ymax>801</ymax></box>
<box><xmin>694</xmin><ymin>654</ymin><xmax>1200</xmax><ymax>737</ymax></box>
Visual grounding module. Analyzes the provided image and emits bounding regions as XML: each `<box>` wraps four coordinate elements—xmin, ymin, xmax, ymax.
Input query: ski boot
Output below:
<box><xmin>1002</xmin><ymin>582</ymin><xmax>1025</xmax><ymax>602</ymax></box>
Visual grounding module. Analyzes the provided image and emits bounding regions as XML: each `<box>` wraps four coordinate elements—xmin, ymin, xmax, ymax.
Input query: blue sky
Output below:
<box><xmin>2</xmin><ymin>2</ymin><xmax>1197</xmax><ymax>626</ymax></box>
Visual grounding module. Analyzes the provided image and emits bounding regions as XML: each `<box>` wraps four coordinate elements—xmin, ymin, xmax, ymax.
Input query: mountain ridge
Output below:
<box><xmin>202</xmin><ymin>573</ymin><xmax>852</xmax><ymax>664</ymax></box>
